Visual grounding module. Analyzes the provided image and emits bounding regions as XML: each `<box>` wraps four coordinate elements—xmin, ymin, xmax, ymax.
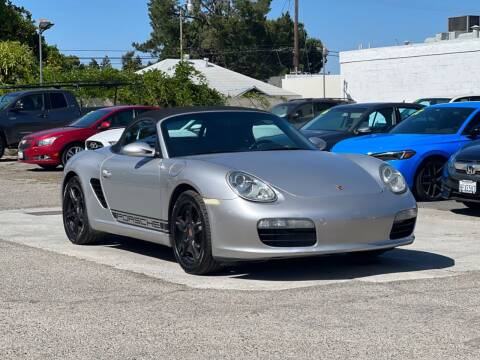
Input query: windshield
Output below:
<box><xmin>0</xmin><ymin>93</ymin><xmax>17</xmax><ymax>110</ymax></box>
<box><xmin>162</xmin><ymin>112</ymin><xmax>316</xmax><ymax>157</ymax></box>
<box><xmin>390</xmin><ymin>107</ymin><xmax>475</xmax><ymax>134</ymax></box>
<box><xmin>270</xmin><ymin>104</ymin><xmax>292</xmax><ymax>117</ymax></box>
<box><xmin>69</xmin><ymin>109</ymin><xmax>111</xmax><ymax>128</ymax></box>
<box><xmin>302</xmin><ymin>107</ymin><xmax>367</xmax><ymax>131</ymax></box>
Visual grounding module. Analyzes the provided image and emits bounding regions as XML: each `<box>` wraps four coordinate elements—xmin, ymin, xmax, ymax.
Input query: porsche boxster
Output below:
<box><xmin>62</xmin><ymin>107</ymin><xmax>417</xmax><ymax>274</ymax></box>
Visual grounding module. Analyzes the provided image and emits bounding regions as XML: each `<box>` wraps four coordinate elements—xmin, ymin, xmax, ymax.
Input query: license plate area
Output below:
<box><xmin>459</xmin><ymin>180</ymin><xmax>477</xmax><ymax>194</ymax></box>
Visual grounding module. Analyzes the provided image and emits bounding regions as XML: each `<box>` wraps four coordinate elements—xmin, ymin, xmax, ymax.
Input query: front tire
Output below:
<box><xmin>414</xmin><ymin>158</ymin><xmax>446</xmax><ymax>201</ymax></box>
<box><xmin>0</xmin><ymin>135</ymin><xmax>5</xmax><ymax>159</ymax></box>
<box><xmin>63</xmin><ymin>176</ymin><xmax>100</xmax><ymax>245</ymax></box>
<box><xmin>170</xmin><ymin>190</ymin><xmax>220</xmax><ymax>275</ymax></box>
<box><xmin>62</xmin><ymin>143</ymin><xmax>84</xmax><ymax>166</ymax></box>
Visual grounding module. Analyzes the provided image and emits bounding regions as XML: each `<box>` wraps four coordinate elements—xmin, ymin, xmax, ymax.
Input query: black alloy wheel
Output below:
<box><xmin>415</xmin><ymin>159</ymin><xmax>446</xmax><ymax>201</ymax></box>
<box><xmin>63</xmin><ymin>176</ymin><xmax>99</xmax><ymax>245</ymax></box>
<box><xmin>62</xmin><ymin>143</ymin><xmax>84</xmax><ymax>166</ymax></box>
<box><xmin>171</xmin><ymin>190</ymin><xmax>220</xmax><ymax>275</ymax></box>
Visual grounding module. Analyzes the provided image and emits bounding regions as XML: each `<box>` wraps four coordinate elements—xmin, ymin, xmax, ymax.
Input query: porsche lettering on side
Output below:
<box><xmin>62</xmin><ymin>107</ymin><xmax>418</xmax><ymax>275</ymax></box>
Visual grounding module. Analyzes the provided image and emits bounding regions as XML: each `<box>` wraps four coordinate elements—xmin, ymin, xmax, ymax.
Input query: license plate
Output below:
<box><xmin>18</xmin><ymin>151</ymin><xmax>24</xmax><ymax>160</ymax></box>
<box><xmin>459</xmin><ymin>180</ymin><xmax>477</xmax><ymax>194</ymax></box>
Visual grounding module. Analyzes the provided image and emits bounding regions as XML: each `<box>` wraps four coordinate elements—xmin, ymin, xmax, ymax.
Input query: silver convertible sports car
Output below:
<box><xmin>62</xmin><ymin>107</ymin><xmax>418</xmax><ymax>275</ymax></box>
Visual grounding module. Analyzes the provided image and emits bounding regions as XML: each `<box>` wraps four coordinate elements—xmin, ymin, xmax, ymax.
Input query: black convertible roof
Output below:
<box><xmin>139</xmin><ymin>106</ymin><xmax>269</xmax><ymax>122</ymax></box>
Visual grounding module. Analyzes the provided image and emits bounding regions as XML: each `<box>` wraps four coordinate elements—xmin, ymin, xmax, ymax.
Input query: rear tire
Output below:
<box><xmin>63</xmin><ymin>176</ymin><xmax>100</xmax><ymax>245</ymax></box>
<box><xmin>462</xmin><ymin>201</ymin><xmax>480</xmax><ymax>211</ymax></box>
<box><xmin>170</xmin><ymin>190</ymin><xmax>221</xmax><ymax>275</ymax></box>
<box><xmin>414</xmin><ymin>158</ymin><xmax>446</xmax><ymax>201</ymax></box>
<box><xmin>61</xmin><ymin>143</ymin><xmax>84</xmax><ymax>166</ymax></box>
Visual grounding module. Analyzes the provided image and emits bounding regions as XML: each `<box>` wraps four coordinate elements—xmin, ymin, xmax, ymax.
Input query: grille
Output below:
<box><xmin>390</xmin><ymin>218</ymin><xmax>416</xmax><ymax>240</ymax></box>
<box><xmin>258</xmin><ymin>228</ymin><xmax>316</xmax><ymax>247</ymax></box>
<box><xmin>90</xmin><ymin>178</ymin><xmax>108</xmax><ymax>208</ymax></box>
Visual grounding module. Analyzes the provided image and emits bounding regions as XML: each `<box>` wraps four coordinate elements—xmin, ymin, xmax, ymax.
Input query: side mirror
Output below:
<box><xmin>355</xmin><ymin>126</ymin><xmax>372</xmax><ymax>135</ymax></box>
<box><xmin>469</xmin><ymin>127</ymin><xmax>480</xmax><ymax>139</ymax></box>
<box><xmin>98</xmin><ymin>121</ymin><xmax>111</xmax><ymax>130</ymax></box>
<box><xmin>121</xmin><ymin>142</ymin><xmax>155</xmax><ymax>157</ymax></box>
<box><xmin>12</xmin><ymin>101</ymin><xmax>24</xmax><ymax>112</ymax></box>
<box><xmin>308</xmin><ymin>136</ymin><xmax>327</xmax><ymax>150</ymax></box>
<box><xmin>290</xmin><ymin>112</ymin><xmax>300</xmax><ymax>121</ymax></box>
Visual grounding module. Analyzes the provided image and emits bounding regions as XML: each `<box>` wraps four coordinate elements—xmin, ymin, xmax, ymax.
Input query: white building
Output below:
<box><xmin>281</xmin><ymin>74</ymin><xmax>350</xmax><ymax>100</ymax></box>
<box><xmin>339</xmin><ymin>19</ymin><xmax>480</xmax><ymax>103</ymax></box>
<box><xmin>138</xmin><ymin>58</ymin><xmax>299</xmax><ymax>108</ymax></box>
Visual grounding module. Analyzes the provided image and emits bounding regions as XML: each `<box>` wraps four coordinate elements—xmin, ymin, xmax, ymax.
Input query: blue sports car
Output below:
<box><xmin>332</xmin><ymin>103</ymin><xmax>480</xmax><ymax>201</ymax></box>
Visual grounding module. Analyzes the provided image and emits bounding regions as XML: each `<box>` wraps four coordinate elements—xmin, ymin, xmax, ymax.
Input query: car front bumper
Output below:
<box><xmin>18</xmin><ymin>143</ymin><xmax>61</xmax><ymax>166</ymax></box>
<box><xmin>442</xmin><ymin>174</ymin><xmax>480</xmax><ymax>203</ymax></box>
<box><xmin>206</xmin><ymin>191</ymin><xmax>417</xmax><ymax>261</ymax></box>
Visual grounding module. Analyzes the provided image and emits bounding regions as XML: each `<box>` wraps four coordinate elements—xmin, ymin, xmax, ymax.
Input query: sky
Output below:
<box><xmin>12</xmin><ymin>0</ymin><xmax>480</xmax><ymax>74</ymax></box>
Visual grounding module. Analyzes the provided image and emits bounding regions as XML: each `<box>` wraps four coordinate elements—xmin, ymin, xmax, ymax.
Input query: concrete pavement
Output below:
<box><xmin>0</xmin><ymin>205</ymin><xmax>478</xmax><ymax>291</ymax></box>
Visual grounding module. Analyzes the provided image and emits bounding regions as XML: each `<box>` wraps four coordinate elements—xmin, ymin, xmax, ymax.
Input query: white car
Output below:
<box><xmin>85</xmin><ymin>128</ymin><xmax>124</xmax><ymax>150</ymax></box>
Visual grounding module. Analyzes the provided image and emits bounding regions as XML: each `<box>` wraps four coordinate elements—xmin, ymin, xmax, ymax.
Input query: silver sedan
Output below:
<box><xmin>62</xmin><ymin>107</ymin><xmax>417</xmax><ymax>275</ymax></box>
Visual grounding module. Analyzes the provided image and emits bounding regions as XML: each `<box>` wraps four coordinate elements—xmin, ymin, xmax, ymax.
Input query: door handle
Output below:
<box><xmin>38</xmin><ymin>114</ymin><xmax>48</xmax><ymax>118</ymax></box>
<box><xmin>102</xmin><ymin>169</ymin><xmax>112</xmax><ymax>178</ymax></box>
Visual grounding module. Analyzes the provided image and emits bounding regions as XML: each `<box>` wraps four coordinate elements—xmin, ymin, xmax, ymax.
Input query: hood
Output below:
<box><xmin>332</xmin><ymin>133</ymin><xmax>462</xmax><ymax>154</ymax></box>
<box><xmin>25</xmin><ymin>126</ymin><xmax>82</xmax><ymax>139</ymax></box>
<box><xmin>187</xmin><ymin>150</ymin><xmax>382</xmax><ymax>197</ymax></box>
<box><xmin>456</xmin><ymin>141</ymin><xmax>480</xmax><ymax>161</ymax></box>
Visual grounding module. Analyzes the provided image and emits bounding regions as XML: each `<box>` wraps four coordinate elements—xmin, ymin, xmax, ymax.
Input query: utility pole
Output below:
<box><xmin>293</xmin><ymin>0</ymin><xmax>299</xmax><ymax>74</ymax></box>
<box><xmin>38</xmin><ymin>19</ymin><xmax>54</xmax><ymax>85</ymax></box>
<box><xmin>180</xmin><ymin>8</ymin><xmax>183</xmax><ymax>61</ymax></box>
<box><xmin>322</xmin><ymin>47</ymin><xmax>329</xmax><ymax>98</ymax></box>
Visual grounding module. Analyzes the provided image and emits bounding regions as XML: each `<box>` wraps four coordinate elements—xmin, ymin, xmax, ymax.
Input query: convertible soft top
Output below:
<box><xmin>138</xmin><ymin>106</ymin><xmax>270</xmax><ymax>123</ymax></box>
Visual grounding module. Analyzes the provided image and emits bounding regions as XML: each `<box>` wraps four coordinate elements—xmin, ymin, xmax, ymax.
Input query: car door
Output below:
<box><xmin>100</xmin><ymin>119</ymin><xmax>163</xmax><ymax>221</ymax></box>
<box><xmin>46</xmin><ymin>92</ymin><xmax>73</xmax><ymax>127</ymax></box>
<box><xmin>8</xmin><ymin>93</ymin><xmax>48</xmax><ymax>139</ymax></box>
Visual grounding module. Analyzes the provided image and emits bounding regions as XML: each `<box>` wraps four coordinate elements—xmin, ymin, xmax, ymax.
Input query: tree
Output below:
<box><xmin>100</xmin><ymin>55</ymin><xmax>112</xmax><ymax>69</ymax></box>
<box><xmin>134</xmin><ymin>0</ymin><xmax>324</xmax><ymax>79</ymax></box>
<box><xmin>0</xmin><ymin>41</ymin><xmax>35</xmax><ymax>85</ymax></box>
<box><xmin>0</xmin><ymin>1</ymin><xmax>37</xmax><ymax>53</ymax></box>
<box><xmin>122</xmin><ymin>51</ymin><xmax>143</xmax><ymax>72</ymax></box>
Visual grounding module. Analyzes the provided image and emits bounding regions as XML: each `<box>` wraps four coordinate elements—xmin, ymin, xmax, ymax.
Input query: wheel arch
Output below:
<box><xmin>413</xmin><ymin>152</ymin><xmax>449</xmax><ymax>180</ymax></box>
<box><xmin>168</xmin><ymin>183</ymin><xmax>201</xmax><ymax>224</ymax></box>
<box><xmin>62</xmin><ymin>170</ymin><xmax>80</xmax><ymax>194</ymax></box>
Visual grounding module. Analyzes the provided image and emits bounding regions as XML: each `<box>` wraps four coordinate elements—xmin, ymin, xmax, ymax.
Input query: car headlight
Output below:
<box><xmin>37</xmin><ymin>136</ymin><xmax>59</xmax><ymax>147</ymax></box>
<box><xmin>371</xmin><ymin>150</ymin><xmax>416</xmax><ymax>161</ymax></box>
<box><xmin>228</xmin><ymin>171</ymin><xmax>277</xmax><ymax>202</ymax></box>
<box><xmin>379</xmin><ymin>164</ymin><xmax>407</xmax><ymax>194</ymax></box>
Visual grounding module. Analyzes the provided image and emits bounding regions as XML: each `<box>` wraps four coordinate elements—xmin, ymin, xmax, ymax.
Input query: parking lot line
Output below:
<box><xmin>0</xmin><ymin>207</ymin><xmax>479</xmax><ymax>291</ymax></box>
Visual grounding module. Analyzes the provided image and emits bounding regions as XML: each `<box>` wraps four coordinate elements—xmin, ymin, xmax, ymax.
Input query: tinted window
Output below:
<box><xmin>391</xmin><ymin>107</ymin><xmax>475</xmax><ymax>134</ymax></box>
<box><xmin>123</xmin><ymin>120</ymin><xmax>157</xmax><ymax>148</ymax></box>
<box><xmin>463</xmin><ymin>111</ymin><xmax>480</xmax><ymax>134</ymax></box>
<box><xmin>302</xmin><ymin>107</ymin><xmax>367</xmax><ymax>131</ymax></box>
<box><xmin>109</xmin><ymin>110</ymin><xmax>134</xmax><ymax>127</ymax></box>
<box><xmin>295</xmin><ymin>103</ymin><xmax>314</xmax><ymax>123</ymax></box>
<box><xmin>135</xmin><ymin>108</ymin><xmax>153</xmax><ymax>118</ymax></box>
<box><xmin>313</xmin><ymin>102</ymin><xmax>335</xmax><ymax>116</ymax></box>
<box><xmin>50</xmin><ymin>93</ymin><xmax>68</xmax><ymax>109</ymax></box>
<box><xmin>69</xmin><ymin>109</ymin><xmax>111</xmax><ymax>128</ymax></box>
<box><xmin>357</xmin><ymin>107</ymin><xmax>394</xmax><ymax>131</ymax></box>
<box><xmin>415</xmin><ymin>98</ymin><xmax>450</xmax><ymax>106</ymax></box>
<box><xmin>162</xmin><ymin>112</ymin><xmax>315</xmax><ymax>157</ymax></box>
<box><xmin>398</xmin><ymin>107</ymin><xmax>420</xmax><ymax>121</ymax></box>
<box><xmin>270</xmin><ymin>104</ymin><xmax>291</xmax><ymax>117</ymax></box>
<box><xmin>19</xmin><ymin>94</ymin><xmax>43</xmax><ymax>111</ymax></box>
<box><xmin>0</xmin><ymin>93</ymin><xmax>17</xmax><ymax>110</ymax></box>
<box><xmin>469</xmin><ymin>96</ymin><xmax>480</xmax><ymax>101</ymax></box>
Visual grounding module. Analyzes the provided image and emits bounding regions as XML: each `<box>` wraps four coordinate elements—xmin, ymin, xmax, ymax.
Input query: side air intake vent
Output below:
<box><xmin>90</xmin><ymin>178</ymin><xmax>108</xmax><ymax>208</ymax></box>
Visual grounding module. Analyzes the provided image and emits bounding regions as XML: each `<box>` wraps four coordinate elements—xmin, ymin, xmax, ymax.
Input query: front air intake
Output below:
<box><xmin>90</xmin><ymin>178</ymin><xmax>108</xmax><ymax>208</ymax></box>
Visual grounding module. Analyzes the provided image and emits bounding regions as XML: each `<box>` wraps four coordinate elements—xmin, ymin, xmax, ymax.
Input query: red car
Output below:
<box><xmin>18</xmin><ymin>105</ymin><xmax>158</xmax><ymax>169</ymax></box>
